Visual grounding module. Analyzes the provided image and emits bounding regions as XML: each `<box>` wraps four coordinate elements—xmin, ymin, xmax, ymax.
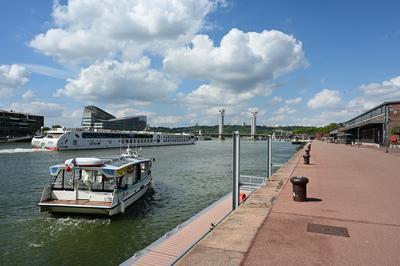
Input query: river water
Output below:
<box><xmin>0</xmin><ymin>140</ymin><xmax>297</xmax><ymax>265</ymax></box>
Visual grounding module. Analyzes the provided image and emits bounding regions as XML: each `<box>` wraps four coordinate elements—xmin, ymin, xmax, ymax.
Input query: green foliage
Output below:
<box><xmin>51</xmin><ymin>124</ymin><xmax>62</xmax><ymax>128</ymax></box>
<box><xmin>292</xmin><ymin>123</ymin><xmax>337</xmax><ymax>135</ymax></box>
<box><xmin>391</xmin><ymin>127</ymin><xmax>400</xmax><ymax>134</ymax></box>
<box><xmin>149</xmin><ymin>124</ymin><xmax>337</xmax><ymax>136</ymax></box>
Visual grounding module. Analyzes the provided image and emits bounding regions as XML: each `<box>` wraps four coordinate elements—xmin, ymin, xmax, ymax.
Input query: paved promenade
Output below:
<box><xmin>244</xmin><ymin>141</ymin><xmax>400</xmax><ymax>265</ymax></box>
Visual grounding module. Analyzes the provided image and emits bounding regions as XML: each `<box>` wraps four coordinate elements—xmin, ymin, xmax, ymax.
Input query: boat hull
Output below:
<box><xmin>39</xmin><ymin>179</ymin><xmax>152</xmax><ymax>216</ymax></box>
<box><xmin>31</xmin><ymin>130</ymin><xmax>195</xmax><ymax>150</ymax></box>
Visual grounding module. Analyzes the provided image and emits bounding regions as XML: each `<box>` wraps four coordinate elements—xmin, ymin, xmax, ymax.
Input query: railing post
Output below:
<box><xmin>267</xmin><ymin>136</ymin><xmax>272</xmax><ymax>178</ymax></box>
<box><xmin>232</xmin><ymin>131</ymin><xmax>240</xmax><ymax>210</ymax></box>
<box><xmin>385</xmin><ymin>105</ymin><xmax>389</xmax><ymax>153</ymax></box>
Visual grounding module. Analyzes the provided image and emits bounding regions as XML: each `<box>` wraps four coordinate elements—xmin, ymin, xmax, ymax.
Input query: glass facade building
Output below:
<box><xmin>81</xmin><ymin>106</ymin><xmax>147</xmax><ymax>131</ymax></box>
<box><xmin>0</xmin><ymin>110</ymin><xmax>44</xmax><ymax>140</ymax></box>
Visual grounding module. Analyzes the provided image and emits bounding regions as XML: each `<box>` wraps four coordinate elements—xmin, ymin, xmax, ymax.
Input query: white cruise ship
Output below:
<box><xmin>32</xmin><ymin>128</ymin><xmax>195</xmax><ymax>150</ymax></box>
<box><xmin>32</xmin><ymin>105</ymin><xmax>195</xmax><ymax>150</ymax></box>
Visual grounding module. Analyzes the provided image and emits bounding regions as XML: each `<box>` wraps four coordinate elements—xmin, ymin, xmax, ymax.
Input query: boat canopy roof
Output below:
<box><xmin>49</xmin><ymin>156</ymin><xmax>151</xmax><ymax>177</ymax></box>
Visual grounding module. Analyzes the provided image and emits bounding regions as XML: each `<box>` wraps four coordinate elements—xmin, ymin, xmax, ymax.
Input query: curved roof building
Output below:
<box><xmin>81</xmin><ymin>106</ymin><xmax>146</xmax><ymax>131</ymax></box>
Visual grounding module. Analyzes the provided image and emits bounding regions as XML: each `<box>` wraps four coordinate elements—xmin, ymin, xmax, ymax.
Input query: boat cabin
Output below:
<box><xmin>39</xmin><ymin>155</ymin><xmax>153</xmax><ymax>215</ymax></box>
<box><xmin>49</xmin><ymin>157</ymin><xmax>151</xmax><ymax>192</ymax></box>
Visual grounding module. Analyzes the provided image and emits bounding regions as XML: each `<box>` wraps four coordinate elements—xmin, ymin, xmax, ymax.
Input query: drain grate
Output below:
<box><xmin>307</xmin><ymin>223</ymin><xmax>350</xmax><ymax>237</ymax></box>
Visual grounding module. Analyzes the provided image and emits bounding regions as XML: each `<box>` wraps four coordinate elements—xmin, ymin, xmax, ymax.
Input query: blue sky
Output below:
<box><xmin>0</xmin><ymin>0</ymin><xmax>399</xmax><ymax>127</ymax></box>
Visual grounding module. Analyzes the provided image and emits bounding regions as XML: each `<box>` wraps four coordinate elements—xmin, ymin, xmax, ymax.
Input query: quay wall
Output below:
<box><xmin>176</xmin><ymin>145</ymin><xmax>305</xmax><ymax>265</ymax></box>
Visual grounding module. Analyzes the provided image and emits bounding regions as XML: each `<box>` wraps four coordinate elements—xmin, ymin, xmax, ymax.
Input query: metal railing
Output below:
<box><xmin>240</xmin><ymin>175</ymin><xmax>267</xmax><ymax>187</ymax></box>
<box><xmin>232</xmin><ymin>131</ymin><xmax>272</xmax><ymax>210</ymax></box>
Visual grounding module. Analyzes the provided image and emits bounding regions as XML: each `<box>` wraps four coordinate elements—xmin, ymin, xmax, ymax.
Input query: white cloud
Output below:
<box><xmin>150</xmin><ymin>115</ymin><xmax>185</xmax><ymax>126</ymax></box>
<box><xmin>285</xmin><ymin>97</ymin><xmax>302</xmax><ymax>105</ymax></box>
<box><xmin>271</xmin><ymin>96</ymin><xmax>283</xmax><ymax>104</ymax></box>
<box><xmin>22</xmin><ymin>89</ymin><xmax>35</xmax><ymax>100</ymax></box>
<box><xmin>180</xmin><ymin>83</ymin><xmax>272</xmax><ymax>107</ymax></box>
<box><xmin>276</xmin><ymin>106</ymin><xmax>295</xmax><ymax>115</ymax></box>
<box><xmin>8</xmin><ymin>100</ymin><xmax>84</xmax><ymax>127</ymax></box>
<box><xmin>307</xmin><ymin>89</ymin><xmax>341</xmax><ymax>109</ymax></box>
<box><xmin>21</xmin><ymin>63</ymin><xmax>74</xmax><ymax>79</ymax></box>
<box><xmin>56</xmin><ymin>59</ymin><xmax>177</xmax><ymax>103</ymax></box>
<box><xmin>271</xmin><ymin>105</ymin><xmax>296</xmax><ymax>122</ymax></box>
<box><xmin>104</xmin><ymin>103</ymin><xmax>152</xmax><ymax>118</ymax></box>
<box><xmin>29</xmin><ymin>0</ymin><xmax>216</xmax><ymax>63</ymax></box>
<box><xmin>359</xmin><ymin>75</ymin><xmax>400</xmax><ymax>100</ymax></box>
<box><xmin>0</xmin><ymin>64</ymin><xmax>29</xmax><ymax>97</ymax></box>
<box><xmin>9</xmin><ymin>101</ymin><xmax>64</xmax><ymax>118</ymax></box>
<box><xmin>341</xmin><ymin>75</ymin><xmax>400</xmax><ymax>115</ymax></box>
<box><xmin>164</xmin><ymin>28</ymin><xmax>307</xmax><ymax>92</ymax></box>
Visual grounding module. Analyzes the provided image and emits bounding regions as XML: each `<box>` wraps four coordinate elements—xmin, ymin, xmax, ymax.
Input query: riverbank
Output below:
<box><xmin>177</xmin><ymin>141</ymin><xmax>400</xmax><ymax>265</ymax></box>
<box><xmin>176</xmin><ymin>144</ymin><xmax>304</xmax><ymax>264</ymax></box>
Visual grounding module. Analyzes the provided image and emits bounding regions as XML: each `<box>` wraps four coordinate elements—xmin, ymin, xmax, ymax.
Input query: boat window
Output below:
<box><xmin>102</xmin><ymin>176</ymin><xmax>117</xmax><ymax>191</ymax></box>
<box><xmin>119</xmin><ymin>175</ymin><xmax>128</xmax><ymax>189</ymax></box>
<box><xmin>126</xmin><ymin>165</ymin><xmax>136</xmax><ymax>185</ymax></box>
<box><xmin>136</xmin><ymin>164</ymin><xmax>141</xmax><ymax>181</ymax></box>
<box><xmin>89</xmin><ymin>172</ymin><xmax>116</xmax><ymax>192</ymax></box>
<box><xmin>45</xmin><ymin>133</ymin><xmax>63</xmax><ymax>139</ymax></box>
<box><xmin>52</xmin><ymin>169</ymin><xmax>75</xmax><ymax>190</ymax></box>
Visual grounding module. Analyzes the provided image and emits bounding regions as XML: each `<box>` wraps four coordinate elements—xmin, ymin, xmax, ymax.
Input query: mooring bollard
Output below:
<box><xmin>303</xmin><ymin>153</ymin><xmax>310</xmax><ymax>164</ymax></box>
<box><xmin>290</xmin><ymin>176</ymin><xmax>309</xmax><ymax>202</ymax></box>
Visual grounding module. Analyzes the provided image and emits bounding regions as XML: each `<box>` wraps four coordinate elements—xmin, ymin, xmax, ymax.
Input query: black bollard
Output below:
<box><xmin>303</xmin><ymin>153</ymin><xmax>310</xmax><ymax>164</ymax></box>
<box><xmin>290</xmin><ymin>176</ymin><xmax>309</xmax><ymax>202</ymax></box>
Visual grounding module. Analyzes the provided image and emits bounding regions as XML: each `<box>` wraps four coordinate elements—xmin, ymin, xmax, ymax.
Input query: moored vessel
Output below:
<box><xmin>31</xmin><ymin>128</ymin><xmax>195</xmax><ymax>150</ymax></box>
<box><xmin>38</xmin><ymin>149</ymin><xmax>153</xmax><ymax>216</ymax></box>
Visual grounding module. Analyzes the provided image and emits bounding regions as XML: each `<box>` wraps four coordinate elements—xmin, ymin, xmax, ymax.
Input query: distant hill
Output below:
<box><xmin>149</xmin><ymin>123</ymin><xmax>337</xmax><ymax>136</ymax></box>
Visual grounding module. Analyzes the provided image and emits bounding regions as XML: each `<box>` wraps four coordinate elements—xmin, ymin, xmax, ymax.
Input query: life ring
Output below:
<box><xmin>240</xmin><ymin>192</ymin><xmax>246</xmax><ymax>202</ymax></box>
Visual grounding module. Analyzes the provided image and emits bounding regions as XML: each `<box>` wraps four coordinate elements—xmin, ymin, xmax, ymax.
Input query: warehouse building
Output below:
<box><xmin>342</xmin><ymin>101</ymin><xmax>400</xmax><ymax>145</ymax></box>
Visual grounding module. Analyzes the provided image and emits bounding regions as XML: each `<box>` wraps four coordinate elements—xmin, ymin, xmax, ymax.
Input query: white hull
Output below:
<box><xmin>39</xmin><ymin>177</ymin><xmax>152</xmax><ymax>216</ymax></box>
<box><xmin>32</xmin><ymin>130</ymin><xmax>195</xmax><ymax>150</ymax></box>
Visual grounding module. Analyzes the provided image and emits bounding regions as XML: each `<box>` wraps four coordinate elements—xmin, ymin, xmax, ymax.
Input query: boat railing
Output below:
<box><xmin>43</xmin><ymin>127</ymin><xmax>194</xmax><ymax>137</ymax></box>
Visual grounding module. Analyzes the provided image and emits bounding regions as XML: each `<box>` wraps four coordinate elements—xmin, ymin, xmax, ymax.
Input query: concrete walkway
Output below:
<box><xmin>244</xmin><ymin>141</ymin><xmax>400</xmax><ymax>265</ymax></box>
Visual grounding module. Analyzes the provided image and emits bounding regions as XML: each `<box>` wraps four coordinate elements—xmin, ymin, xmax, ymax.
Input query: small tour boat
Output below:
<box><xmin>38</xmin><ymin>149</ymin><xmax>153</xmax><ymax>216</ymax></box>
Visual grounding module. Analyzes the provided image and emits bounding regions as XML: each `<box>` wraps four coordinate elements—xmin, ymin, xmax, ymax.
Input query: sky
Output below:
<box><xmin>0</xmin><ymin>0</ymin><xmax>399</xmax><ymax>128</ymax></box>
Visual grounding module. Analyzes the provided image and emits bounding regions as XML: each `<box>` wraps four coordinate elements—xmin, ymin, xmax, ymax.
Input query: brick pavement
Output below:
<box><xmin>243</xmin><ymin>141</ymin><xmax>400</xmax><ymax>265</ymax></box>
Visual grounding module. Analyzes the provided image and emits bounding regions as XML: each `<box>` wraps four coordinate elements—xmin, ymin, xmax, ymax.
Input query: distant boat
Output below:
<box><xmin>38</xmin><ymin>148</ymin><xmax>153</xmax><ymax>216</ymax></box>
<box><xmin>291</xmin><ymin>138</ymin><xmax>307</xmax><ymax>145</ymax></box>
<box><xmin>196</xmin><ymin>135</ymin><xmax>212</xmax><ymax>141</ymax></box>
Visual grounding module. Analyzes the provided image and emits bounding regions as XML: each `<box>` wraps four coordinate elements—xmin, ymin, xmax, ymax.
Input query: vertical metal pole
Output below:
<box><xmin>385</xmin><ymin>105</ymin><xmax>389</xmax><ymax>153</ymax></box>
<box><xmin>268</xmin><ymin>136</ymin><xmax>272</xmax><ymax>178</ymax></box>
<box><xmin>232</xmin><ymin>131</ymin><xmax>240</xmax><ymax>210</ymax></box>
<box><xmin>266</xmin><ymin>137</ymin><xmax>269</xmax><ymax>176</ymax></box>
